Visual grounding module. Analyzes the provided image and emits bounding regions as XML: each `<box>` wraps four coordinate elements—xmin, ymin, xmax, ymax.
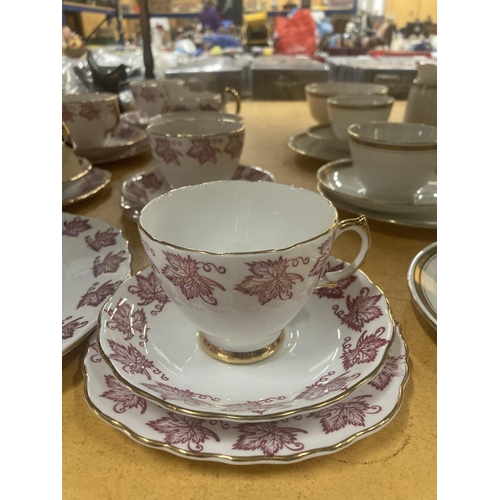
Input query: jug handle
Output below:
<box><xmin>224</xmin><ymin>86</ymin><xmax>241</xmax><ymax>114</ymax></box>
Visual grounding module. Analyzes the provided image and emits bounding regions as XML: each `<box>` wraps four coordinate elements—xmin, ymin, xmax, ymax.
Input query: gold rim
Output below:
<box><xmin>146</xmin><ymin>121</ymin><xmax>245</xmax><ymax>138</ymax></box>
<box><xmin>95</xmin><ymin>267</ymin><xmax>397</xmax><ymax>421</ymax></box>
<box><xmin>62</xmin><ymin>157</ymin><xmax>93</xmax><ymax>185</ymax></box>
<box><xmin>327</xmin><ymin>99</ymin><xmax>395</xmax><ymax>110</ymax></box>
<box><xmin>138</xmin><ymin>181</ymin><xmax>339</xmax><ymax>256</ymax></box>
<box><xmin>349</xmin><ymin>134</ymin><xmax>437</xmax><ymax>151</ymax></box>
<box><xmin>199</xmin><ymin>330</ymin><xmax>285</xmax><ymax>364</ymax></box>
<box><xmin>62</xmin><ymin>168</ymin><xmax>111</xmax><ymax>207</ymax></box>
<box><xmin>82</xmin><ymin>324</ymin><xmax>409</xmax><ymax>462</ymax></box>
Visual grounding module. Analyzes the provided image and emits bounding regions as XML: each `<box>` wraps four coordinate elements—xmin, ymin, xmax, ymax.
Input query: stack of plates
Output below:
<box><xmin>82</xmin><ymin>256</ymin><xmax>410</xmax><ymax>464</ymax></box>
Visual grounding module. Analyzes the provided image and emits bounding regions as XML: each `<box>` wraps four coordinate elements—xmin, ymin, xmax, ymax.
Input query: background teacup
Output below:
<box><xmin>138</xmin><ymin>181</ymin><xmax>370</xmax><ymax>364</ymax></box>
<box><xmin>348</xmin><ymin>121</ymin><xmax>437</xmax><ymax>203</ymax></box>
<box><xmin>327</xmin><ymin>95</ymin><xmax>394</xmax><ymax>153</ymax></box>
<box><xmin>305</xmin><ymin>82</ymin><xmax>389</xmax><ymax>125</ymax></box>
<box><xmin>129</xmin><ymin>78</ymin><xmax>185</xmax><ymax>117</ymax></box>
<box><xmin>165</xmin><ymin>86</ymin><xmax>241</xmax><ymax>114</ymax></box>
<box><xmin>62</xmin><ymin>92</ymin><xmax>120</xmax><ymax>149</ymax></box>
<box><xmin>146</xmin><ymin>116</ymin><xmax>245</xmax><ymax>188</ymax></box>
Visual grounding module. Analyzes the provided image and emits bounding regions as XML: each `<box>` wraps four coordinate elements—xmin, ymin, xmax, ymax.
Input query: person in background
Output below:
<box><xmin>200</xmin><ymin>0</ymin><xmax>220</xmax><ymax>33</ymax></box>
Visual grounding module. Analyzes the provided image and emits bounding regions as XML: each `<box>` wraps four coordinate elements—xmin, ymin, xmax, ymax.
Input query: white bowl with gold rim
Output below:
<box><xmin>348</xmin><ymin>122</ymin><xmax>437</xmax><ymax>204</ymax></box>
<box><xmin>305</xmin><ymin>82</ymin><xmax>389</xmax><ymax>125</ymax></box>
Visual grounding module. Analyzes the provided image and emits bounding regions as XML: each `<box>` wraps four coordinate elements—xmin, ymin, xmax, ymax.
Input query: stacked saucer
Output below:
<box><xmin>288</xmin><ymin>125</ymin><xmax>347</xmax><ymax>162</ymax></box>
<box><xmin>317</xmin><ymin>159</ymin><xmax>437</xmax><ymax>229</ymax></box>
<box><xmin>62</xmin><ymin>213</ymin><xmax>131</xmax><ymax>355</ymax></box>
<box><xmin>83</xmin><ymin>256</ymin><xmax>409</xmax><ymax>464</ymax></box>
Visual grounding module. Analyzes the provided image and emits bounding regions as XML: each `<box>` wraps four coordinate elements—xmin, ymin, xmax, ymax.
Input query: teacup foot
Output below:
<box><xmin>198</xmin><ymin>330</ymin><xmax>285</xmax><ymax>365</ymax></box>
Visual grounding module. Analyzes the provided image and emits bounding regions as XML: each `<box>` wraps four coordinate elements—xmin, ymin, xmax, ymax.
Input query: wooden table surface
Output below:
<box><xmin>62</xmin><ymin>100</ymin><xmax>437</xmax><ymax>500</ymax></box>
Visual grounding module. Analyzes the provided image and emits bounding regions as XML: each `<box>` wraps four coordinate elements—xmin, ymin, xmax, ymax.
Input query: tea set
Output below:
<box><xmin>62</xmin><ymin>68</ymin><xmax>438</xmax><ymax>463</ymax></box>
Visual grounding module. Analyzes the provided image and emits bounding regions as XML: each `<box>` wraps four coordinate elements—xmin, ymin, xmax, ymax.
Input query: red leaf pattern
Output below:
<box><xmin>341</xmin><ymin>327</ymin><xmax>389</xmax><ymax>370</ymax></box>
<box><xmin>141</xmin><ymin>381</ymin><xmax>218</xmax><ymax>407</ymax></box>
<box><xmin>140</xmin><ymin>87</ymin><xmax>160</xmax><ymax>102</ymax></box>
<box><xmin>234</xmin><ymin>256</ymin><xmax>305</xmax><ymax>305</ymax></box>
<box><xmin>141</xmin><ymin>172</ymin><xmax>164</xmax><ymax>191</ymax></box>
<box><xmin>62</xmin><ymin>216</ymin><xmax>91</xmax><ymax>237</ymax></box>
<box><xmin>154</xmin><ymin>137</ymin><xmax>183</xmax><ymax>166</ymax></box>
<box><xmin>308</xmin><ymin>395</ymin><xmax>382</xmax><ymax>433</ymax></box>
<box><xmin>85</xmin><ymin>228</ymin><xmax>120</xmax><ymax>251</ymax></box>
<box><xmin>295</xmin><ymin>371</ymin><xmax>361</xmax><ymax>401</ymax></box>
<box><xmin>100</xmin><ymin>374</ymin><xmax>148</xmax><ymax>414</ymax></box>
<box><xmin>107</xmin><ymin>339</ymin><xmax>156</xmax><ymax>379</ymax></box>
<box><xmin>223</xmin><ymin>133</ymin><xmax>243</xmax><ymax>159</ymax></box>
<box><xmin>221</xmin><ymin>397</ymin><xmax>290</xmax><ymax>415</ymax></box>
<box><xmin>307</xmin><ymin>236</ymin><xmax>334</xmax><ymax>278</ymax></box>
<box><xmin>77</xmin><ymin>280</ymin><xmax>120</xmax><ymax>308</ymax></box>
<box><xmin>314</xmin><ymin>262</ymin><xmax>357</xmax><ymax>299</ymax></box>
<box><xmin>186</xmin><ymin>138</ymin><xmax>221</xmax><ymax>165</ymax></box>
<box><xmin>79</xmin><ymin>102</ymin><xmax>102</xmax><ymax>121</ymax></box>
<box><xmin>62</xmin><ymin>105</ymin><xmax>75</xmax><ymax>123</ymax></box>
<box><xmin>128</xmin><ymin>271</ymin><xmax>170</xmax><ymax>315</ymax></box>
<box><xmin>62</xmin><ymin>316</ymin><xmax>88</xmax><ymax>340</ymax></box>
<box><xmin>147</xmin><ymin>412</ymin><xmax>220</xmax><ymax>452</ymax></box>
<box><xmin>232</xmin><ymin>422</ymin><xmax>307</xmax><ymax>456</ymax></box>
<box><xmin>106</xmin><ymin>299</ymin><xmax>149</xmax><ymax>341</ymax></box>
<box><xmin>92</xmin><ymin>251</ymin><xmax>128</xmax><ymax>277</ymax></box>
<box><xmin>369</xmin><ymin>355</ymin><xmax>406</xmax><ymax>390</ymax></box>
<box><xmin>333</xmin><ymin>287</ymin><xmax>383</xmax><ymax>331</ymax></box>
<box><xmin>161</xmin><ymin>252</ymin><xmax>225</xmax><ymax>306</ymax></box>
<box><xmin>232</xmin><ymin>166</ymin><xmax>268</xmax><ymax>181</ymax></box>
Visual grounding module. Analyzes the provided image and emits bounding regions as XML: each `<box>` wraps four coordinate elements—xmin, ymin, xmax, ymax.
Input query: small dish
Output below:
<box><xmin>306</xmin><ymin>125</ymin><xmax>335</xmax><ymax>142</ymax></box>
<box><xmin>62</xmin><ymin>166</ymin><xmax>111</xmax><ymax>207</ymax></box>
<box><xmin>84</xmin><ymin>325</ymin><xmax>408</xmax><ymax>464</ymax></box>
<box><xmin>288</xmin><ymin>133</ymin><xmax>347</xmax><ymax>162</ymax></box>
<box><xmin>97</xmin><ymin>257</ymin><xmax>395</xmax><ymax>421</ymax></box>
<box><xmin>62</xmin><ymin>213</ymin><xmax>131</xmax><ymax>355</ymax></box>
<box><xmin>317</xmin><ymin>159</ymin><xmax>437</xmax><ymax>214</ymax></box>
<box><xmin>75</xmin><ymin>119</ymin><xmax>149</xmax><ymax>164</ymax></box>
<box><xmin>121</xmin><ymin>165</ymin><xmax>276</xmax><ymax>222</ymax></box>
<box><xmin>407</xmin><ymin>242</ymin><xmax>437</xmax><ymax>329</ymax></box>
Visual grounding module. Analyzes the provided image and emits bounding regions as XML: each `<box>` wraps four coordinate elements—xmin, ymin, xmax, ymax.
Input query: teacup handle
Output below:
<box><xmin>62</xmin><ymin>122</ymin><xmax>73</xmax><ymax>148</ymax></box>
<box><xmin>224</xmin><ymin>86</ymin><xmax>241</xmax><ymax>114</ymax></box>
<box><xmin>316</xmin><ymin>215</ymin><xmax>371</xmax><ymax>288</ymax></box>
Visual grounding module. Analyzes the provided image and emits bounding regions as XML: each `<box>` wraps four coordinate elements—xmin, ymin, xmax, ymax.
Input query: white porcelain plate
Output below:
<box><xmin>97</xmin><ymin>257</ymin><xmax>395</xmax><ymax>421</ymax></box>
<box><xmin>62</xmin><ymin>164</ymin><xmax>111</xmax><ymax>207</ymax></box>
<box><xmin>121</xmin><ymin>165</ymin><xmax>276</xmax><ymax>222</ymax></box>
<box><xmin>288</xmin><ymin>133</ymin><xmax>347</xmax><ymax>161</ymax></box>
<box><xmin>62</xmin><ymin>213</ymin><xmax>131</xmax><ymax>355</ymax></box>
<box><xmin>317</xmin><ymin>159</ymin><xmax>437</xmax><ymax>214</ymax></box>
<box><xmin>75</xmin><ymin>119</ymin><xmax>149</xmax><ymax>164</ymax></box>
<box><xmin>84</xmin><ymin>326</ymin><xmax>408</xmax><ymax>464</ymax></box>
<box><xmin>407</xmin><ymin>242</ymin><xmax>437</xmax><ymax>329</ymax></box>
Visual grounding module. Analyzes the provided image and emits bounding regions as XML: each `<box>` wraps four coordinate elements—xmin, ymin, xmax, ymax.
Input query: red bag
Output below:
<box><xmin>274</xmin><ymin>9</ymin><xmax>318</xmax><ymax>56</ymax></box>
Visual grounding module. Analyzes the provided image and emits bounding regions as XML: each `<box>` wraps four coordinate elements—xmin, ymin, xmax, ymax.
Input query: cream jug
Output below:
<box><xmin>403</xmin><ymin>61</ymin><xmax>437</xmax><ymax>127</ymax></box>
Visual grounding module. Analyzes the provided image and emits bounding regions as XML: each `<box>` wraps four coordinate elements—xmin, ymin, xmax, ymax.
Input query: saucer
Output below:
<box><xmin>317</xmin><ymin>159</ymin><xmax>437</xmax><ymax>214</ymax></box>
<box><xmin>62</xmin><ymin>165</ymin><xmax>111</xmax><ymax>207</ymax></box>
<box><xmin>317</xmin><ymin>183</ymin><xmax>437</xmax><ymax>229</ymax></box>
<box><xmin>74</xmin><ymin>119</ymin><xmax>149</xmax><ymax>164</ymax></box>
<box><xmin>62</xmin><ymin>213</ymin><xmax>131</xmax><ymax>355</ymax></box>
<box><xmin>407</xmin><ymin>242</ymin><xmax>437</xmax><ymax>329</ymax></box>
<box><xmin>84</xmin><ymin>325</ymin><xmax>408</xmax><ymax>464</ymax></box>
<box><xmin>121</xmin><ymin>165</ymin><xmax>276</xmax><ymax>222</ymax></box>
<box><xmin>288</xmin><ymin>133</ymin><xmax>347</xmax><ymax>161</ymax></box>
<box><xmin>121</xmin><ymin>110</ymin><xmax>159</xmax><ymax>129</ymax></box>
<box><xmin>307</xmin><ymin>125</ymin><xmax>335</xmax><ymax>142</ymax></box>
<box><xmin>97</xmin><ymin>257</ymin><xmax>395</xmax><ymax>421</ymax></box>
<box><xmin>63</xmin><ymin>155</ymin><xmax>92</xmax><ymax>185</ymax></box>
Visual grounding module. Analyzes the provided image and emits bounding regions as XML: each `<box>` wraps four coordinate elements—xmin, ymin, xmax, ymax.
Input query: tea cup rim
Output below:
<box><xmin>146</xmin><ymin>118</ymin><xmax>245</xmax><ymax>138</ymax></box>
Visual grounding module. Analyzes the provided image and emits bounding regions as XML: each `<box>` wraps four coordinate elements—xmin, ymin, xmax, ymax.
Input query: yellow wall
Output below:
<box><xmin>384</xmin><ymin>0</ymin><xmax>437</xmax><ymax>29</ymax></box>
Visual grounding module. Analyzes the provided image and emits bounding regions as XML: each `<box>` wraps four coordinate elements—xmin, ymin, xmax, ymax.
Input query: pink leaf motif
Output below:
<box><xmin>221</xmin><ymin>397</ymin><xmax>289</xmax><ymax>415</ymax></box>
<box><xmin>141</xmin><ymin>172</ymin><xmax>164</xmax><ymax>191</ymax></box>
<box><xmin>62</xmin><ymin>105</ymin><xmax>75</xmax><ymax>123</ymax></box>
<box><xmin>369</xmin><ymin>354</ymin><xmax>406</xmax><ymax>390</ymax></box>
<box><xmin>85</xmin><ymin>228</ymin><xmax>120</xmax><ymax>252</ymax></box>
<box><xmin>295</xmin><ymin>371</ymin><xmax>361</xmax><ymax>401</ymax></box>
<box><xmin>186</xmin><ymin>138</ymin><xmax>221</xmax><ymax>165</ymax></box>
<box><xmin>147</xmin><ymin>412</ymin><xmax>220</xmax><ymax>452</ymax></box>
<box><xmin>232</xmin><ymin>422</ymin><xmax>307</xmax><ymax>456</ymax></box>
<box><xmin>106</xmin><ymin>299</ymin><xmax>149</xmax><ymax>341</ymax></box>
<box><xmin>308</xmin><ymin>395</ymin><xmax>382</xmax><ymax>433</ymax></box>
<box><xmin>199</xmin><ymin>103</ymin><xmax>217</xmax><ymax>111</ymax></box>
<box><xmin>234</xmin><ymin>256</ymin><xmax>305</xmax><ymax>305</ymax></box>
<box><xmin>154</xmin><ymin>137</ymin><xmax>183</xmax><ymax>166</ymax></box>
<box><xmin>125</xmin><ymin>181</ymin><xmax>148</xmax><ymax>203</ymax></box>
<box><xmin>173</xmin><ymin>104</ymin><xmax>189</xmax><ymax>112</ymax></box>
<box><xmin>307</xmin><ymin>236</ymin><xmax>334</xmax><ymax>278</ymax></box>
<box><xmin>112</xmin><ymin>126</ymin><xmax>136</xmax><ymax>140</ymax></box>
<box><xmin>62</xmin><ymin>216</ymin><xmax>91</xmax><ymax>237</ymax></box>
<box><xmin>341</xmin><ymin>327</ymin><xmax>389</xmax><ymax>370</ymax></box>
<box><xmin>161</xmin><ymin>252</ymin><xmax>225</xmax><ymax>306</ymax></box>
<box><xmin>314</xmin><ymin>262</ymin><xmax>357</xmax><ymax>299</ymax></box>
<box><xmin>79</xmin><ymin>102</ymin><xmax>101</xmax><ymax>121</ymax></box>
<box><xmin>141</xmin><ymin>380</ymin><xmax>218</xmax><ymax>407</ymax></box>
<box><xmin>92</xmin><ymin>251</ymin><xmax>127</xmax><ymax>277</ymax></box>
<box><xmin>77</xmin><ymin>280</ymin><xmax>120</xmax><ymax>308</ymax></box>
<box><xmin>140</xmin><ymin>86</ymin><xmax>160</xmax><ymax>102</ymax></box>
<box><xmin>333</xmin><ymin>287</ymin><xmax>383</xmax><ymax>331</ymax></box>
<box><xmin>232</xmin><ymin>166</ymin><xmax>267</xmax><ymax>182</ymax></box>
<box><xmin>62</xmin><ymin>316</ymin><xmax>88</xmax><ymax>340</ymax></box>
<box><xmin>128</xmin><ymin>271</ymin><xmax>170</xmax><ymax>315</ymax></box>
<box><xmin>107</xmin><ymin>339</ymin><xmax>156</xmax><ymax>379</ymax></box>
<box><xmin>223</xmin><ymin>133</ymin><xmax>243</xmax><ymax>159</ymax></box>
<box><xmin>100</xmin><ymin>374</ymin><xmax>148</xmax><ymax>414</ymax></box>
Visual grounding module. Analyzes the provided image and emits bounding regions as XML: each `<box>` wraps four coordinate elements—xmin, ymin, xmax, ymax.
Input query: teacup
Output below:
<box><xmin>146</xmin><ymin>116</ymin><xmax>245</xmax><ymax>188</ymax></box>
<box><xmin>348</xmin><ymin>121</ymin><xmax>437</xmax><ymax>203</ymax></box>
<box><xmin>138</xmin><ymin>180</ymin><xmax>370</xmax><ymax>364</ymax></box>
<box><xmin>129</xmin><ymin>79</ymin><xmax>185</xmax><ymax>117</ymax></box>
<box><xmin>62</xmin><ymin>92</ymin><xmax>120</xmax><ymax>149</ymax></box>
<box><xmin>62</xmin><ymin>123</ymin><xmax>89</xmax><ymax>183</ymax></box>
<box><xmin>327</xmin><ymin>95</ymin><xmax>394</xmax><ymax>153</ymax></box>
<box><xmin>148</xmin><ymin>111</ymin><xmax>244</xmax><ymax>128</ymax></box>
<box><xmin>305</xmin><ymin>82</ymin><xmax>389</xmax><ymax>125</ymax></box>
